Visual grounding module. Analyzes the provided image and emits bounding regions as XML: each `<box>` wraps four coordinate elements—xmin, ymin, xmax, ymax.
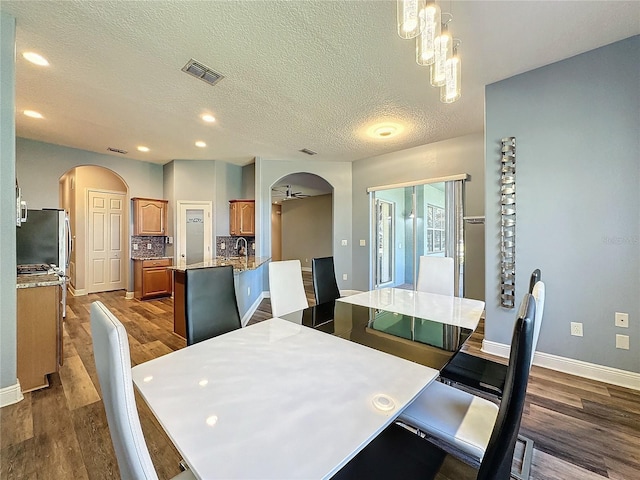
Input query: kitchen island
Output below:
<box><xmin>171</xmin><ymin>256</ymin><xmax>270</xmax><ymax>337</ymax></box>
<box><xmin>17</xmin><ymin>273</ymin><xmax>65</xmax><ymax>392</ymax></box>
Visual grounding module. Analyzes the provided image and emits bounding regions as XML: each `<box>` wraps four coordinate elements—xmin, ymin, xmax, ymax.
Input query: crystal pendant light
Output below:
<box><xmin>441</xmin><ymin>41</ymin><xmax>461</xmax><ymax>103</ymax></box>
<box><xmin>416</xmin><ymin>2</ymin><xmax>441</xmax><ymax>66</ymax></box>
<box><xmin>430</xmin><ymin>16</ymin><xmax>452</xmax><ymax>87</ymax></box>
<box><xmin>397</xmin><ymin>0</ymin><xmax>426</xmax><ymax>39</ymax></box>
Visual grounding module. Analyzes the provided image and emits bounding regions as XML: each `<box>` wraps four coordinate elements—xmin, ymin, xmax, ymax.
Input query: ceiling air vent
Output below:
<box><xmin>107</xmin><ymin>147</ymin><xmax>128</xmax><ymax>154</ymax></box>
<box><xmin>182</xmin><ymin>59</ymin><xmax>225</xmax><ymax>86</ymax></box>
<box><xmin>299</xmin><ymin>148</ymin><xmax>317</xmax><ymax>156</ymax></box>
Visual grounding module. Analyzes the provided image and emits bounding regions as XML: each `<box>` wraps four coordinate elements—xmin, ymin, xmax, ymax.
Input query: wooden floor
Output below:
<box><xmin>2</xmin><ymin>275</ymin><xmax>639</xmax><ymax>479</ymax></box>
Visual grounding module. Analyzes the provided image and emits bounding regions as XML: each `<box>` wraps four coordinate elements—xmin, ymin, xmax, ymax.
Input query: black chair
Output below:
<box><xmin>185</xmin><ymin>265</ymin><xmax>242</xmax><ymax>346</ymax></box>
<box><xmin>439</xmin><ymin>268</ymin><xmax>543</xmax><ymax>398</ymax></box>
<box><xmin>312</xmin><ymin>256</ymin><xmax>341</xmax><ymax>304</ymax></box>
<box><xmin>332</xmin><ymin>294</ymin><xmax>535</xmax><ymax>480</ymax></box>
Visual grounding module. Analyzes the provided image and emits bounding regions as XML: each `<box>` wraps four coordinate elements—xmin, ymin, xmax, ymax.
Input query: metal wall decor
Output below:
<box><xmin>500</xmin><ymin>137</ymin><xmax>516</xmax><ymax>308</ymax></box>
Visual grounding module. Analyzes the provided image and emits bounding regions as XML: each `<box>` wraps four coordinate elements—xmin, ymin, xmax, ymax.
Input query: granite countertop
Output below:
<box><xmin>170</xmin><ymin>256</ymin><xmax>271</xmax><ymax>273</ymax></box>
<box><xmin>17</xmin><ymin>273</ymin><xmax>65</xmax><ymax>289</ymax></box>
<box><xmin>132</xmin><ymin>256</ymin><xmax>173</xmax><ymax>261</ymax></box>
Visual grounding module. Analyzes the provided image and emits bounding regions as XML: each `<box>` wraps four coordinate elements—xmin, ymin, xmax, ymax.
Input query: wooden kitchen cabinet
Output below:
<box><xmin>133</xmin><ymin>258</ymin><xmax>173</xmax><ymax>300</ymax></box>
<box><xmin>229</xmin><ymin>200</ymin><xmax>255</xmax><ymax>236</ymax></box>
<box><xmin>17</xmin><ymin>285</ymin><xmax>62</xmax><ymax>392</ymax></box>
<box><xmin>132</xmin><ymin>197</ymin><xmax>168</xmax><ymax>236</ymax></box>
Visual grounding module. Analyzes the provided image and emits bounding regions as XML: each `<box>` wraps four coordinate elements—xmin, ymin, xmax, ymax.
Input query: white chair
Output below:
<box><xmin>268</xmin><ymin>260</ymin><xmax>309</xmax><ymax>317</ymax></box>
<box><xmin>90</xmin><ymin>301</ymin><xmax>195</xmax><ymax>480</ymax></box>
<box><xmin>416</xmin><ymin>256</ymin><xmax>454</xmax><ymax>296</ymax></box>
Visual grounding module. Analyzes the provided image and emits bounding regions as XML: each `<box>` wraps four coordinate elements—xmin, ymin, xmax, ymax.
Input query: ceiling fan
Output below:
<box><xmin>271</xmin><ymin>185</ymin><xmax>310</xmax><ymax>201</ymax></box>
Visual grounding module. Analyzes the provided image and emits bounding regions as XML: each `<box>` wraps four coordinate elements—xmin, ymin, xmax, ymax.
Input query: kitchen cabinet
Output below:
<box><xmin>229</xmin><ymin>200</ymin><xmax>255</xmax><ymax>236</ymax></box>
<box><xmin>133</xmin><ymin>258</ymin><xmax>173</xmax><ymax>300</ymax></box>
<box><xmin>132</xmin><ymin>197</ymin><xmax>168</xmax><ymax>236</ymax></box>
<box><xmin>17</xmin><ymin>283</ymin><xmax>62</xmax><ymax>392</ymax></box>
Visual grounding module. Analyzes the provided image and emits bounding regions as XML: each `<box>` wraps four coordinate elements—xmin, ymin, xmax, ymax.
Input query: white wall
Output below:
<box><xmin>485</xmin><ymin>36</ymin><xmax>639</xmax><ymax>373</ymax></box>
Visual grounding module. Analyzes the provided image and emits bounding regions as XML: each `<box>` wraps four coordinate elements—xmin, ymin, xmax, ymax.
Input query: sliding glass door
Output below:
<box><xmin>370</xmin><ymin>176</ymin><xmax>466</xmax><ymax>295</ymax></box>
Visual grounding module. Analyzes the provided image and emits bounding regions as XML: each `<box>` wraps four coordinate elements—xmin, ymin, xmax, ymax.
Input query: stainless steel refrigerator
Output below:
<box><xmin>16</xmin><ymin>208</ymin><xmax>72</xmax><ymax>316</ymax></box>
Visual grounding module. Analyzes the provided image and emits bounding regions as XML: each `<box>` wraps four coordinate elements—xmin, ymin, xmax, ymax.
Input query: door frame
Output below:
<box><xmin>85</xmin><ymin>188</ymin><xmax>128</xmax><ymax>294</ymax></box>
<box><xmin>176</xmin><ymin>201</ymin><xmax>213</xmax><ymax>265</ymax></box>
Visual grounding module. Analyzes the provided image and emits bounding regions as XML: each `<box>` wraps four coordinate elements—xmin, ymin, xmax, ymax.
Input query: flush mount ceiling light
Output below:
<box><xmin>367</xmin><ymin>122</ymin><xmax>404</xmax><ymax>139</ymax></box>
<box><xmin>137</xmin><ymin>146</ymin><xmax>150</xmax><ymax>152</ymax></box>
<box><xmin>201</xmin><ymin>113</ymin><xmax>216</xmax><ymax>123</ymax></box>
<box><xmin>23</xmin><ymin>110</ymin><xmax>44</xmax><ymax>119</ymax></box>
<box><xmin>195</xmin><ymin>141</ymin><xmax>207</xmax><ymax>148</ymax></box>
<box><xmin>22</xmin><ymin>52</ymin><xmax>49</xmax><ymax>66</ymax></box>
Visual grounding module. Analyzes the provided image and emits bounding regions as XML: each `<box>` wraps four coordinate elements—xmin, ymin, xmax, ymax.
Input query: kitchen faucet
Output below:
<box><xmin>235</xmin><ymin>237</ymin><xmax>248</xmax><ymax>261</ymax></box>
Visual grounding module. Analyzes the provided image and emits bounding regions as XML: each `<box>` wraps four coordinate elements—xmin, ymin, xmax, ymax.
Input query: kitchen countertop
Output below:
<box><xmin>170</xmin><ymin>256</ymin><xmax>270</xmax><ymax>273</ymax></box>
<box><xmin>132</xmin><ymin>256</ymin><xmax>173</xmax><ymax>261</ymax></box>
<box><xmin>17</xmin><ymin>273</ymin><xmax>65</xmax><ymax>289</ymax></box>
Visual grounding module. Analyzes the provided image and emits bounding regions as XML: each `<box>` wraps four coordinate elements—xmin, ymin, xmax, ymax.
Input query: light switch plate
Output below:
<box><xmin>359</xmin><ymin>239</ymin><xmax>366</xmax><ymax>247</ymax></box>
<box><xmin>341</xmin><ymin>239</ymin><xmax>348</xmax><ymax>246</ymax></box>
<box><xmin>133</xmin><ymin>244</ymin><xmax>138</xmax><ymax>250</ymax></box>
<box><xmin>342</xmin><ymin>274</ymin><xmax>348</xmax><ymax>280</ymax></box>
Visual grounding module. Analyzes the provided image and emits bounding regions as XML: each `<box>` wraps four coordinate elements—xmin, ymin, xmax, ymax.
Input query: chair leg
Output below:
<box><xmin>511</xmin><ymin>434</ymin><xmax>534</xmax><ymax>480</ymax></box>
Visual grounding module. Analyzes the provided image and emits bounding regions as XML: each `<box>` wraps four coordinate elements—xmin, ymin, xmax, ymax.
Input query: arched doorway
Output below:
<box><xmin>270</xmin><ymin>173</ymin><xmax>333</xmax><ymax>270</ymax></box>
<box><xmin>59</xmin><ymin>166</ymin><xmax>129</xmax><ymax>295</ymax></box>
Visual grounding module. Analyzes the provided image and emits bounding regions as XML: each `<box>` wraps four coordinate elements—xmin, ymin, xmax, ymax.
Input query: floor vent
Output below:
<box><xmin>182</xmin><ymin>59</ymin><xmax>225</xmax><ymax>86</ymax></box>
<box><xmin>107</xmin><ymin>147</ymin><xmax>128</xmax><ymax>154</ymax></box>
<box><xmin>299</xmin><ymin>148</ymin><xmax>317</xmax><ymax>156</ymax></box>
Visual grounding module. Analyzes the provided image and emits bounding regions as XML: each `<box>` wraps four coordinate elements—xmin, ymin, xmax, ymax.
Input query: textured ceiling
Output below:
<box><xmin>2</xmin><ymin>1</ymin><xmax>639</xmax><ymax>166</ymax></box>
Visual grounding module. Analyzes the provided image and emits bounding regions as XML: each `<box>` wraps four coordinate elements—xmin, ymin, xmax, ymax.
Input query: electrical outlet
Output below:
<box><xmin>570</xmin><ymin>322</ymin><xmax>583</xmax><ymax>337</ymax></box>
<box><xmin>341</xmin><ymin>239</ymin><xmax>348</xmax><ymax>246</ymax></box>
<box><xmin>616</xmin><ymin>334</ymin><xmax>630</xmax><ymax>350</ymax></box>
<box><xmin>342</xmin><ymin>274</ymin><xmax>348</xmax><ymax>280</ymax></box>
<box><xmin>252</xmin><ymin>243</ymin><xmax>255</xmax><ymax>250</ymax></box>
<box><xmin>615</xmin><ymin>312</ymin><xmax>629</xmax><ymax>328</ymax></box>
<box><xmin>247</xmin><ymin>287</ymin><xmax>251</xmax><ymax>297</ymax></box>
<box><xmin>147</xmin><ymin>243</ymin><xmax>152</xmax><ymax>250</ymax></box>
<box><xmin>221</xmin><ymin>242</ymin><xmax>225</xmax><ymax>250</ymax></box>
<box><xmin>133</xmin><ymin>243</ymin><xmax>138</xmax><ymax>250</ymax></box>
<box><xmin>359</xmin><ymin>239</ymin><xmax>366</xmax><ymax>247</ymax></box>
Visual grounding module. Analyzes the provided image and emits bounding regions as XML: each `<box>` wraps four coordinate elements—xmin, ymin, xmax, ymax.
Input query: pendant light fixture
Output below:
<box><xmin>416</xmin><ymin>2</ymin><xmax>441</xmax><ymax>66</ymax></box>
<box><xmin>397</xmin><ymin>0</ymin><xmax>426</xmax><ymax>39</ymax></box>
<box><xmin>430</xmin><ymin>15</ymin><xmax>452</xmax><ymax>87</ymax></box>
<box><xmin>441</xmin><ymin>40</ymin><xmax>461</xmax><ymax>103</ymax></box>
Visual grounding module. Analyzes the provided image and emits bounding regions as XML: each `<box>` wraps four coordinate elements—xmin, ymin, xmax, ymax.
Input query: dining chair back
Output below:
<box><xmin>185</xmin><ymin>265</ymin><xmax>242</xmax><ymax>346</ymax></box>
<box><xmin>331</xmin><ymin>294</ymin><xmax>535</xmax><ymax>480</ymax></box>
<box><xmin>477</xmin><ymin>294</ymin><xmax>535</xmax><ymax>480</ymax></box>
<box><xmin>416</xmin><ymin>256</ymin><xmax>454</xmax><ymax>296</ymax></box>
<box><xmin>269</xmin><ymin>259</ymin><xmax>309</xmax><ymax>317</ymax></box>
<box><xmin>528</xmin><ymin>268</ymin><xmax>541</xmax><ymax>294</ymax></box>
<box><xmin>312</xmin><ymin>256</ymin><xmax>341</xmax><ymax>304</ymax></box>
<box><xmin>91</xmin><ymin>301</ymin><xmax>196</xmax><ymax>480</ymax></box>
<box><xmin>529</xmin><ymin>280</ymin><xmax>545</xmax><ymax>366</ymax></box>
<box><xmin>90</xmin><ymin>301</ymin><xmax>160</xmax><ymax>480</ymax></box>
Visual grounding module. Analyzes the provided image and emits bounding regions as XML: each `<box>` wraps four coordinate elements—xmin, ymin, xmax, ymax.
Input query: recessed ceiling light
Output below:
<box><xmin>195</xmin><ymin>141</ymin><xmax>207</xmax><ymax>148</ymax></box>
<box><xmin>22</xmin><ymin>52</ymin><xmax>49</xmax><ymax>66</ymax></box>
<box><xmin>137</xmin><ymin>146</ymin><xmax>150</xmax><ymax>152</ymax></box>
<box><xmin>367</xmin><ymin>122</ymin><xmax>404</xmax><ymax>139</ymax></box>
<box><xmin>23</xmin><ymin>110</ymin><xmax>44</xmax><ymax>119</ymax></box>
<box><xmin>201</xmin><ymin>114</ymin><xmax>216</xmax><ymax>123</ymax></box>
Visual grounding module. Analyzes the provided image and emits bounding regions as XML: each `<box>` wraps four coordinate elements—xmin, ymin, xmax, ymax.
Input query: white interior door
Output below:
<box><xmin>177</xmin><ymin>201</ymin><xmax>212</xmax><ymax>265</ymax></box>
<box><xmin>88</xmin><ymin>190</ymin><xmax>126</xmax><ymax>293</ymax></box>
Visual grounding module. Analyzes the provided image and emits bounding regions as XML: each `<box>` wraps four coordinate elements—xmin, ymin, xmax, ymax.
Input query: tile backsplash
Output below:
<box><xmin>131</xmin><ymin>236</ymin><xmax>166</xmax><ymax>259</ymax></box>
<box><xmin>216</xmin><ymin>236</ymin><xmax>256</xmax><ymax>257</ymax></box>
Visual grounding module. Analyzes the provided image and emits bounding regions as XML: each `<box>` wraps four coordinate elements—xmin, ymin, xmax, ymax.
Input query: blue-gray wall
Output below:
<box><xmin>485</xmin><ymin>36</ymin><xmax>640</xmax><ymax>372</ymax></box>
<box><xmin>352</xmin><ymin>133</ymin><xmax>485</xmax><ymax>299</ymax></box>
<box><xmin>0</xmin><ymin>12</ymin><xmax>17</xmax><ymax>391</ymax></box>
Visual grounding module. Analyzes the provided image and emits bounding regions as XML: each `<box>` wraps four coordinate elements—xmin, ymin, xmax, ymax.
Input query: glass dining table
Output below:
<box><xmin>131</xmin><ymin>288</ymin><xmax>485</xmax><ymax>479</ymax></box>
<box><xmin>280</xmin><ymin>287</ymin><xmax>485</xmax><ymax>370</ymax></box>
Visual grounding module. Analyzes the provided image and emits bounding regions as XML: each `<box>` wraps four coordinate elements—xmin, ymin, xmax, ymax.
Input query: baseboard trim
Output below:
<box><xmin>241</xmin><ymin>291</ymin><xmax>268</xmax><ymax>327</ymax></box>
<box><xmin>0</xmin><ymin>381</ymin><xmax>24</xmax><ymax>408</ymax></box>
<box><xmin>68</xmin><ymin>285</ymin><xmax>87</xmax><ymax>296</ymax></box>
<box><xmin>301</xmin><ymin>267</ymin><xmax>312</xmax><ymax>272</ymax></box>
<box><xmin>482</xmin><ymin>340</ymin><xmax>640</xmax><ymax>391</ymax></box>
<box><xmin>125</xmin><ymin>291</ymin><xmax>134</xmax><ymax>300</ymax></box>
